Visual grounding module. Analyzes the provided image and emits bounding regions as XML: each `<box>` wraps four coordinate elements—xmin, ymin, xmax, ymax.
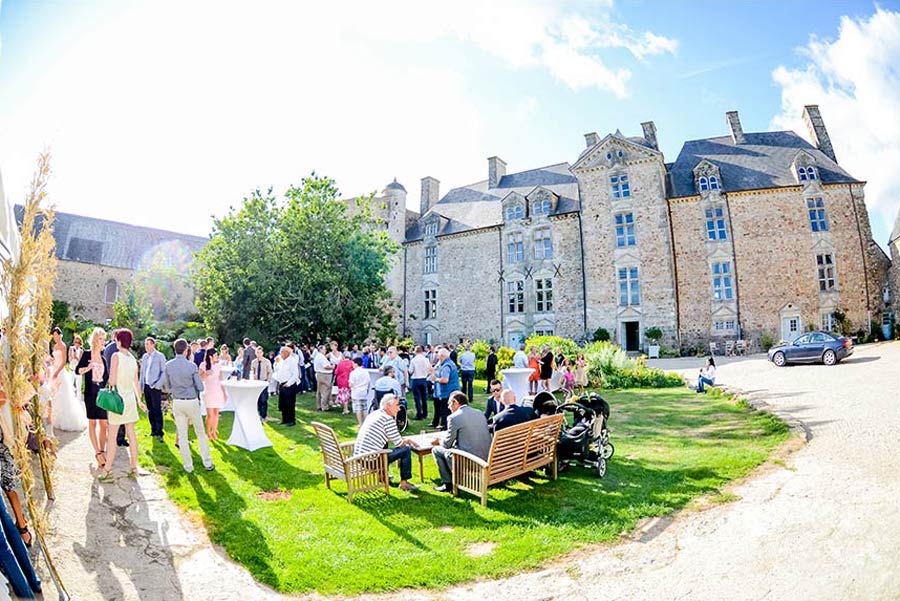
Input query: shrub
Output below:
<box><xmin>645</xmin><ymin>327</ymin><xmax>663</xmax><ymax>342</ymax></box>
<box><xmin>474</xmin><ymin>345</ymin><xmax>515</xmax><ymax>380</ymax></box>
<box><xmin>592</xmin><ymin>327</ymin><xmax>610</xmax><ymax>342</ymax></box>
<box><xmin>583</xmin><ymin>341</ymin><xmax>682</xmax><ymax>389</ymax></box>
<box><xmin>470</xmin><ymin>340</ymin><xmax>490</xmax><ymax>361</ymax></box>
<box><xmin>524</xmin><ymin>335</ymin><xmax>580</xmax><ymax>361</ymax></box>
<box><xmin>761</xmin><ymin>333</ymin><xmax>775</xmax><ymax>351</ymax></box>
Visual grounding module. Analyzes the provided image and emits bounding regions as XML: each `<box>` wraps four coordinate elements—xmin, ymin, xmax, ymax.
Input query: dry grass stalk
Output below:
<box><xmin>0</xmin><ymin>152</ymin><xmax>68</xmax><ymax>597</ymax></box>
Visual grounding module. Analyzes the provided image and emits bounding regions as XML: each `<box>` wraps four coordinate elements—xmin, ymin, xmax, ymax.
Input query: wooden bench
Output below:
<box><xmin>451</xmin><ymin>414</ymin><xmax>565</xmax><ymax>506</ymax></box>
<box><xmin>310</xmin><ymin>421</ymin><xmax>389</xmax><ymax>504</ymax></box>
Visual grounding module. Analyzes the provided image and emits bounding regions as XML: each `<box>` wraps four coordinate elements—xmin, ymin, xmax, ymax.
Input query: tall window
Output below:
<box><xmin>807</xmin><ymin>197</ymin><xmax>829</xmax><ymax>232</ymax></box>
<box><xmin>618</xmin><ymin>267</ymin><xmax>640</xmax><ymax>307</ymax></box>
<box><xmin>698</xmin><ymin>176</ymin><xmax>709</xmax><ymax>191</ymax></box>
<box><xmin>534</xmin><ymin>229</ymin><xmax>552</xmax><ymax>259</ymax></box>
<box><xmin>424</xmin><ymin>246</ymin><xmax>437</xmax><ymax>273</ymax></box>
<box><xmin>610</xmin><ymin>174</ymin><xmax>630</xmax><ymax>198</ymax></box>
<box><xmin>507</xmin><ymin>233</ymin><xmax>524</xmax><ymax>263</ymax></box>
<box><xmin>505</xmin><ymin>205</ymin><xmax>523</xmax><ymax>220</ymax></box>
<box><xmin>536</xmin><ymin>278</ymin><xmax>553</xmax><ymax>312</ymax></box>
<box><xmin>817</xmin><ymin>254</ymin><xmax>836</xmax><ymax>291</ymax></box>
<box><xmin>615</xmin><ymin>213</ymin><xmax>636</xmax><ymax>247</ymax></box>
<box><xmin>507</xmin><ymin>281</ymin><xmax>525</xmax><ymax>313</ymax></box>
<box><xmin>712</xmin><ymin>262</ymin><xmax>734</xmax><ymax>301</ymax></box>
<box><xmin>798</xmin><ymin>166</ymin><xmax>817</xmax><ymax>181</ymax></box>
<box><xmin>821</xmin><ymin>312</ymin><xmax>836</xmax><ymax>332</ymax></box>
<box><xmin>708</xmin><ymin>175</ymin><xmax>720</xmax><ymax>190</ymax></box>
<box><xmin>705</xmin><ymin>206</ymin><xmax>727</xmax><ymax>241</ymax></box>
<box><xmin>424</xmin><ymin>289</ymin><xmax>437</xmax><ymax>319</ymax></box>
<box><xmin>424</xmin><ymin>221</ymin><xmax>438</xmax><ymax>236</ymax></box>
<box><xmin>104</xmin><ymin>279</ymin><xmax>119</xmax><ymax>305</ymax></box>
<box><xmin>532</xmin><ymin>199</ymin><xmax>551</xmax><ymax>216</ymax></box>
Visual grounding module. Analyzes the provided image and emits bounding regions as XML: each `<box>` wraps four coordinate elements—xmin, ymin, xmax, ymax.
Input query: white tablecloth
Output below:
<box><xmin>222</xmin><ymin>380</ymin><xmax>272</xmax><ymax>451</ymax></box>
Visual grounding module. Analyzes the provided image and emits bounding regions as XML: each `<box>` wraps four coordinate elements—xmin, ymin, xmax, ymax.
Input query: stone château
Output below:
<box><xmin>367</xmin><ymin>106</ymin><xmax>889</xmax><ymax>352</ymax></box>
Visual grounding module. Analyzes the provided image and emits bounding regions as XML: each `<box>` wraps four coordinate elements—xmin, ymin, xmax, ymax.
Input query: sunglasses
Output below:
<box><xmin>490</xmin><ymin>388</ymin><xmax>502</xmax><ymax>392</ymax></box>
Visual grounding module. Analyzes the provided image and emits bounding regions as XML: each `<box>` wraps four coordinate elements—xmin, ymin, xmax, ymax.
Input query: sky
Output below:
<box><xmin>0</xmin><ymin>0</ymin><xmax>899</xmax><ymax>249</ymax></box>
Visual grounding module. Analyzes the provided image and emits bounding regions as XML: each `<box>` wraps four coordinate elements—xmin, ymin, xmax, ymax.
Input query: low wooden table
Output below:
<box><xmin>405</xmin><ymin>431</ymin><xmax>447</xmax><ymax>483</ymax></box>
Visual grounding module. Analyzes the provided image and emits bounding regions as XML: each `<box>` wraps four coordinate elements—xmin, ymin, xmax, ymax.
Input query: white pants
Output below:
<box><xmin>172</xmin><ymin>398</ymin><xmax>213</xmax><ymax>472</ymax></box>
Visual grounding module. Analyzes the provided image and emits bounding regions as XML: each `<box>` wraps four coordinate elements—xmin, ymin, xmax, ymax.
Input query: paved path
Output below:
<box><xmin>42</xmin><ymin>342</ymin><xmax>899</xmax><ymax>600</ymax></box>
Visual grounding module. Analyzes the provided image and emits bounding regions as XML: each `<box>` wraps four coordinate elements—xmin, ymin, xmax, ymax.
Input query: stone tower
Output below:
<box><xmin>380</xmin><ymin>179</ymin><xmax>408</xmax><ymax>310</ymax></box>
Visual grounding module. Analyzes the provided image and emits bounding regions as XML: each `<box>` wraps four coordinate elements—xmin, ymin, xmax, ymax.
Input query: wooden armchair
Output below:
<box><xmin>310</xmin><ymin>421</ymin><xmax>389</xmax><ymax>504</ymax></box>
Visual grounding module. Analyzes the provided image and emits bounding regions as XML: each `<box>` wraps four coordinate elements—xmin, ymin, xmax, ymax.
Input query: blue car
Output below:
<box><xmin>767</xmin><ymin>331</ymin><xmax>853</xmax><ymax>367</ymax></box>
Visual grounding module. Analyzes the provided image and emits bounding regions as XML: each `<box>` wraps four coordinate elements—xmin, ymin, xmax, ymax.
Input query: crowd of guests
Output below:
<box><xmin>512</xmin><ymin>344</ymin><xmax>589</xmax><ymax>396</ymax></box>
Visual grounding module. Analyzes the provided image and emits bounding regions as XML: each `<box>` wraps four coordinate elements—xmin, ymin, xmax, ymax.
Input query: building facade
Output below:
<box><xmin>15</xmin><ymin>207</ymin><xmax>208</xmax><ymax>323</ymax></box>
<box><xmin>373</xmin><ymin>106</ymin><xmax>889</xmax><ymax>352</ymax></box>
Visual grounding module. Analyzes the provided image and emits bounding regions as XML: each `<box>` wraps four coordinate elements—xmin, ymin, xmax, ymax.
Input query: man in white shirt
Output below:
<box><xmin>272</xmin><ymin>346</ymin><xmax>300</xmax><ymax>426</ymax></box>
<box><xmin>348</xmin><ymin>357</ymin><xmax>371</xmax><ymax>426</ymax></box>
<box><xmin>513</xmin><ymin>344</ymin><xmax>529</xmax><ymax>368</ymax></box>
<box><xmin>409</xmin><ymin>346</ymin><xmax>431</xmax><ymax>421</ymax></box>
<box><xmin>313</xmin><ymin>344</ymin><xmax>334</xmax><ymax>411</ymax></box>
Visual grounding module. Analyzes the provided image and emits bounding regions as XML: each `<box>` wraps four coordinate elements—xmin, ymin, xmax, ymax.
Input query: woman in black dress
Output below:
<box><xmin>540</xmin><ymin>346</ymin><xmax>554</xmax><ymax>392</ymax></box>
<box><xmin>77</xmin><ymin>328</ymin><xmax>108</xmax><ymax>469</ymax></box>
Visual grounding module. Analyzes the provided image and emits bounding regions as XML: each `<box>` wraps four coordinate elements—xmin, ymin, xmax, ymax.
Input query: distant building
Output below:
<box><xmin>368</xmin><ymin>105</ymin><xmax>889</xmax><ymax>351</ymax></box>
<box><xmin>15</xmin><ymin>207</ymin><xmax>207</xmax><ymax>323</ymax></box>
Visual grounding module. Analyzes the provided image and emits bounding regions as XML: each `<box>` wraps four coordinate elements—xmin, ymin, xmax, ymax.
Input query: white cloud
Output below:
<box><xmin>770</xmin><ymin>8</ymin><xmax>900</xmax><ymax>247</ymax></box>
<box><xmin>514</xmin><ymin>97</ymin><xmax>539</xmax><ymax>122</ymax></box>
<box><xmin>0</xmin><ymin>0</ymin><xmax>676</xmax><ymax>236</ymax></box>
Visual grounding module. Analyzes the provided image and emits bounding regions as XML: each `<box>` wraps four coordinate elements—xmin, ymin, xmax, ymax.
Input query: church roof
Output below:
<box><xmin>14</xmin><ymin>206</ymin><xmax>208</xmax><ymax>270</ymax></box>
<box><xmin>668</xmin><ymin>131</ymin><xmax>859</xmax><ymax>198</ymax></box>
<box><xmin>406</xmin><ymin>162</ymin><xmax>579</xmax><ymax>242</ymax></box>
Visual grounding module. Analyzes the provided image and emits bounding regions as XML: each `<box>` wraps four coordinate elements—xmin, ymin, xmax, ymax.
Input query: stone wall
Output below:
<box><xmin>54</xmin><ymin>260</ymin><xmax>198</xmax><ymax>323</ymax></box>
<box><xmin>577</xmin><ymin>141</ymin><xmax>677</xmax><ymax>351</ymax></box>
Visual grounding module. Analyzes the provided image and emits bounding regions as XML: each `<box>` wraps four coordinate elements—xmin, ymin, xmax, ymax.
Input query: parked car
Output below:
<box><xmin>767</xmin><ymin>331</ymin><xmax>853</xmax><ymax>367</ymax></box>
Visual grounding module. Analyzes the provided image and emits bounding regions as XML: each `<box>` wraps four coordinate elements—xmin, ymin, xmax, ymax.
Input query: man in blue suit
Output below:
<box><xmin>483</xmin><ymin>380</ymin><xmax>505</xmax><ymax>421</ymax></box>
<box><xmin>140</xmin><ymin>337</ymin><xmax>167</xmax><ymax>442</ymax></box>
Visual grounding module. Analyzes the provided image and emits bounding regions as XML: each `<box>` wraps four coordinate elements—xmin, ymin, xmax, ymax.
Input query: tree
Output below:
<box><xmin>111</xmin><ymin>281</ymin><xmax>156</xmax><ymax>349</ymax></box>
<box><xmin>194</xmin><ymin>174</ymin><xmax>398</xmax><ymax>347</ymax></box>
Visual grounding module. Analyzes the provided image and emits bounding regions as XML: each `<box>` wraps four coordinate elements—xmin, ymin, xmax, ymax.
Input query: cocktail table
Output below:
<box><xmin>222</xmin><ymin>380</ymin><xmax>272</xmax><ymax>451</ymax></box>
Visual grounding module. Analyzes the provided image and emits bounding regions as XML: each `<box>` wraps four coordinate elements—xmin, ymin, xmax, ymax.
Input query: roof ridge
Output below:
<box><xmin>15</xmin><ymin>204</ymin><xmax>208</xmax><ymax>242</ymax></box>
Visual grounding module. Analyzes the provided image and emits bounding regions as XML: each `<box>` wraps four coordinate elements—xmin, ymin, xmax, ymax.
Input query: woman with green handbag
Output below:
<box><xmin>98</xmin><ymin>329</ymin><xmax>147</xmax><ymax>482</ymax></box>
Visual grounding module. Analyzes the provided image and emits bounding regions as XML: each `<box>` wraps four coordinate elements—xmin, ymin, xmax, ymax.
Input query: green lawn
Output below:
<box><xmin>136</xmin><ymin>384</ymin><xmax>789</xmax><ymax>595</ymax></box>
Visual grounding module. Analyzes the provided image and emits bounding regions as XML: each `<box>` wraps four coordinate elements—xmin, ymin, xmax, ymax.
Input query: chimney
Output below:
<box><xmin>640</xmin><ymin>121</ymin><xmax>658</xmax><ymax>151</ymax></box>
<box><xmin>420</xmin><ymin>176</ymin><xmax>440</xmax><ymax>215</ymax></box>
<box><xmin>488</xmin><ymin>156</ymin><xmax>506</xmax><ymax>189</ymax></box>
<box><xmin>725</xmin><ymin>111</ymin><xmax>744</xmax><ymax>144</ymax></box>
<box><xmin>584</xmin><ymin>132</ymin><xmax>600</xmax><ymax>148</ymax></box>
<box><xmin>803</xmin><ymin>105</ymin><xmax>837</xmax><ymax>163</ymax></box>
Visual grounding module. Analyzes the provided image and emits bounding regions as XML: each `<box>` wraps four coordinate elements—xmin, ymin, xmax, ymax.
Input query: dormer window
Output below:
<box><xmin>798</xmin><ymin>166</ymin><xmax>817</xmax><ymax>181</ymax></box>
<box><xmin>424</xmin><ymin>221</ymin><xmax>439</xmax><ymax>236</ymax></box>
<box><xmin>698</xmin><ymin>177</ymin><xmax>709</xmax><ymax>192</ymax></box>
<box><xmin>610</xmin><ymin>174</ymin><xmax>630</xmax><ymax>198</ymax></box>
<box><xmin>709</xmin><ymin>176</ymin><xmax>719</xmax><ymax>190</ymax></box>
<box><xmin>532</xmin><ymin>199</ymin><xmax>551</xmax><ymax>216</ymax></box>
<box><xmin>505</xmin><ymin>206</ymin><xmax>523</xmax><ymax>221</ymax></box>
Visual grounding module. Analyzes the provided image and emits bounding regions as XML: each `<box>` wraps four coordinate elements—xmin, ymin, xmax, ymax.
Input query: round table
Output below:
<box><xmin>219</xmin><ymin>365</ymin><xmax>237</xmax><ymax>412</ymax></box>
<box><xmin>221</xmin><ymin>380</ymin><xmax>272</xmax><ymax>451</ymax></box>
<box><xmin>500</xmin><ymin>367</ymin><xmax>536</xmax><ymax>404</ymax></box>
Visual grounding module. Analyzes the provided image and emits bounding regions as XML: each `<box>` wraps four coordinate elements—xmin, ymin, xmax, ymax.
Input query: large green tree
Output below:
<box><xmin>194</xmin><ymin>174</ymin><xmax>397</xmax><ymax>347</ymax></box>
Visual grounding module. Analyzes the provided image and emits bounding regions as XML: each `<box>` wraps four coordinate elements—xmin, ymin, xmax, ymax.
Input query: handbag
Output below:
<box><xmin>96</xmin><ymin>387</ymin><xmax>124</xmax><ymax>415</ymax></box>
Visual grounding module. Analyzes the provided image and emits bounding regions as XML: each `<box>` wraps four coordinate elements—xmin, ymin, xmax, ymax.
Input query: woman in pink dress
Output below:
<box><xmin>200</xmin><ymin>348</ymin><xmax>225</xmax><ymax>441</ymax></box>
<box><xmin>333</xmin><ymin>353</ymin><xmax>355</xmax><ymax>415</ymax></box>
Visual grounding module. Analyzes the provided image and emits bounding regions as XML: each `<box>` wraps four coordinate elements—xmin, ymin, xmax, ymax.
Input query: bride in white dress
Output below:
<box><xmin>50</xmin><ymin>328</ymin><xmax>88</xmax><ymax>432</ymax></box>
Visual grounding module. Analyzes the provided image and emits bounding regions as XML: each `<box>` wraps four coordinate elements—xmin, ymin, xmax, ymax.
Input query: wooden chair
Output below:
<box><xmin>452</xmin><ymin>414</ymin><xmax>565</xmax><ymax>507</ymax></box>
<box><xmin>310</xmin><ymin>421</ymin><xmax>389</xmax><ymax>504</ymax></box>
<box><xmin>725</xmin><ymin>340</ymin><xmax>735</xmax><ymax>356</ymax></box>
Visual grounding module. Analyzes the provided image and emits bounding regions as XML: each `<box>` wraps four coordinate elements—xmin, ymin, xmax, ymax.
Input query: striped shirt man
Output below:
<box><xmin>354</xmin><ymin>410</ymin><xmax>402</xmax><ymax>456</ymax></box>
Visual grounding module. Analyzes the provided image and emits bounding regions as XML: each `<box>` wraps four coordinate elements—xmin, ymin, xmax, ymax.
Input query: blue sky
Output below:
<box><xmin>1</xmin><ymin>0</ymin><xmax>898</xmax><ymax>248</ymax></box>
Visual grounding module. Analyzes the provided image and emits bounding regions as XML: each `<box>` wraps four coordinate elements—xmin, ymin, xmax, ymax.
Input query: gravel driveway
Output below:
<box><xmin>43</xmin><ymin>342</ymin><xmax>900</xmax><ymax>601</ymax></box>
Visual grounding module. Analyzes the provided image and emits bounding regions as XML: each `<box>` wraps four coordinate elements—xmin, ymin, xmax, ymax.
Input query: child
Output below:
<box><xmin>563</xmin><ymin>360</ymin><xmax>575</xmax><ymax>398</ymax></box>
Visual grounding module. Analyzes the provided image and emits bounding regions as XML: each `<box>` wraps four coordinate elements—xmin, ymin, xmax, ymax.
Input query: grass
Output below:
<box><xmin>135</xmin><ymin>382</ymin><xmax>789</xmax><ymax>595</ymax></box>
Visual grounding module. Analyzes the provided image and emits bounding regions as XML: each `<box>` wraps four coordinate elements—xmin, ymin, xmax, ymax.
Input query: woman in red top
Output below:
<box><xmin>527</xmin><ymin>347</ymin><xmax>541</xmax><ymax>395</ymax></box>
<box><xmin>333</xmin><ymin>353</ymin><xmax>355</xmax><ymax>415</ymax></box>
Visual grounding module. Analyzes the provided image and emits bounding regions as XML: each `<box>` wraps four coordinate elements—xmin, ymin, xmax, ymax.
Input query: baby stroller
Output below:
<box><xmin>555</xmin><ymin>392</ymin><xmax>614</xmax><ymax>477</ymax></box>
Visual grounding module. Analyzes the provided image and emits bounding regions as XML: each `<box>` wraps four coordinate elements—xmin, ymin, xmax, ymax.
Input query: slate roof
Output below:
<box><xmin>14</xmin><ymin>206</ymin><xmax>208</xmax><ymax>270</ymax></box>
<box><xmin>668</xmin><ymin>131</ymin><xmax>859</xmax><ymax>198</ymax></box>
<box><xmin>385</xmin><ymin>178</ymin><xmax>407</xmax><ymax>193</ymax></box>
<box><xmin>405</xmin><ymin>162</ymin><xmax>579</xmax><ymax>242</ymax></box>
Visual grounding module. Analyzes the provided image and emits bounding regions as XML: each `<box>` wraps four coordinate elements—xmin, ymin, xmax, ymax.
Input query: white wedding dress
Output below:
<box><xmin>51</xmin><ymin>349</ymin><xmax>88</xmax><ymax>432</ymax></box>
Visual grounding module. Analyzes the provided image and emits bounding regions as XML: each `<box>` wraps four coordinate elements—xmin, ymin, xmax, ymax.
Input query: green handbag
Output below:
<box><xmin>97</xmin><ymin>387</ymin><xmax>124</xmax><ymax>415</ymax></box>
